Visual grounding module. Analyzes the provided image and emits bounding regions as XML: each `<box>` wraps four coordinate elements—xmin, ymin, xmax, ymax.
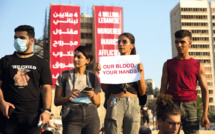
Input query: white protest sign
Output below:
<box><xmin>99</xmin><ymin>55</ymin><xmax>140</xmax><ymax>84</ymax></box>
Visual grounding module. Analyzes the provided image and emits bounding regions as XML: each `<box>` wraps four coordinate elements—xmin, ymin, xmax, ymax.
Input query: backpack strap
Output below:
<box><xmin>62</xmin><ymin>70</ymin><xmax>69</xmax><ymax>97</ymax></box>
<box><xmin>88</xmin><ymin>72</ymin><xmax>95</xmax><ymax>89</ymax></box>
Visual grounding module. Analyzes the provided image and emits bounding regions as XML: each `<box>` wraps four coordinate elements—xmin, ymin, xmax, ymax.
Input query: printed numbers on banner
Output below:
<box><xmin>74</xmin><ymin>12</ymin><xmax>78</xmax><ymax>17</ymax></box>
<box><xmin>98</xmin><ymin>12</ymin><xmax>102</xmax><ymax>17</ymax></box>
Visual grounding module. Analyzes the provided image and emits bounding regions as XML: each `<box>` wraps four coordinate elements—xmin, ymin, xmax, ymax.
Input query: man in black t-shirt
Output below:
<box><xmin>0</xmin><ymin>25</ymin><xmax>52</xmax><ymax>134</ymax></box>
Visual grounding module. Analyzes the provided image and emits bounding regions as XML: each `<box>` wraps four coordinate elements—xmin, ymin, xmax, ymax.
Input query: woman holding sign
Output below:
<box><xmin>96</xmin><ymin>33</ymin><xmax>146</xmax><ymax>134</ymax></box>
<box><xmin>54</xmin><ymin>46</ymin><xmax>101</xmax><ymax>134</ymax></box>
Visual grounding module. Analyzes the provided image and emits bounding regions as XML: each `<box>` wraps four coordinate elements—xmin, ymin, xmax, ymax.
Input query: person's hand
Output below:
<box><xmin>39</xmin><ymin>111</ymin><xmax>50</xmax><ymax>125</ymax></box>
<box><xmin>54</xmin><ymin>125</ymin><xmax>58</xmax><ymax>130</ymax></box>
<box><xmin>138</xmin><ymin>63</ymin><xmax>144</xmax><ymax>73</ymax></box>
<box><xmin>95</xmin><ymin>63</ymin><xmax>101</xmax><ymax>73</ymax></box>
<box><xmin>82</xmin><ymin>88</ymin><xmax>95</xmax><ymax>98</ymax></box>
<box><xmin>67</xmin><ymin>89</ymin><xmax>80</xmax><ymax>100</ymax></box>
<box><xmin>201</xmin><ymin>115</ymin><xmax>210</xmax><ymax>128</ymax></box>
<box><xmin>0</xmin><ymin>100</ymin><xmax>15</xmax><ymax>119</ymax></box>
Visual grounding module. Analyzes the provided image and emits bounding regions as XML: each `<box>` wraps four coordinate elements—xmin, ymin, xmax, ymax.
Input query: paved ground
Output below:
<box><xmin>151</xmin><ymin>130</ymin><xmax>215</xmax><ymax>134</ymax></box>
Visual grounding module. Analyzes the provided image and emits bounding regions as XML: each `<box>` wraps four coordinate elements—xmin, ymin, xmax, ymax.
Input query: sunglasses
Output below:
<box><xmin>117</xmin><ymin>40</ymin><xmax>128</xmax><ymax>44</ymax></box>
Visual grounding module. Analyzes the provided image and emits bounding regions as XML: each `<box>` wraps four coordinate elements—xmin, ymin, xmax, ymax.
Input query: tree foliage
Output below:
<box><xmin>154</xmin><ymin>87</ymin><xmax>160</xmax><ymax>97</ymax></box>
<box><xmin>197</xmin><ymin>95</ymin><xmax>203</xmax><ymax>123</ymax></box>
<box><xmin>147</xmin><ymin>100</ymin><xmax>156</xmax><ymax>109</ymax></box>
<box><xmin>146</xmin><ymin>86</ymin><xmax>154</xmax><ymax>95</ymax></box>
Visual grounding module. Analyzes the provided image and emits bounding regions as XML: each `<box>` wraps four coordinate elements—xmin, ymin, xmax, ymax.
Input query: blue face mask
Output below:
<box><xmin>14</xmin><ymin>38</ymin><xmax>28</xmax><ymax>52</ymax></box>
<box><xmin>70</xmin><ymin>97</ymin><xmax>91</xmax><ymax>104</ymax></box>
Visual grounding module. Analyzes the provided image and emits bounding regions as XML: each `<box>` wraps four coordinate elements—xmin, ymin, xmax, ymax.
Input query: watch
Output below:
<box><xmin>44</xmin><ymin>109</ymin><xmax>51</xmax><ymax>112</ymax></box>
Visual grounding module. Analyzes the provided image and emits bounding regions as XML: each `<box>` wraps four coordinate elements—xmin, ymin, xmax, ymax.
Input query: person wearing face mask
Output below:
<box><xmin>0</xmin><ymin>25</ymin><xmax>52</xmax><ymax>134</ymax></box>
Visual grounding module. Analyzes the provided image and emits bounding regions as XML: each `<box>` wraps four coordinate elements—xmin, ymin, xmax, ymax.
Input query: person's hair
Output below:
<box><xmin>139</xmin><ymin>126</ymin><xmax>151</xmax><ymax>134</ymax></box>
<box><xmin>174</xmin><ymin>30</ymin><xmax>192</xmax><ymax>40</ymax></box>
<box><xmin>14</xmin><ymin>25</ymin><xmax>35</xmax><ymax>39</ymax></box>
<box><xmin>119</xmin><ymin>32</ymin><xmax>136</xmax><ymax>55</ymax></box>
<box><xmin>156</xmin><ymin>94</ymin><xmax>182</xmax><ymax>121</ymax></box>
<box><xmin>41</xmin><ymin>130</ymin><xmax>53</xmax><ymax>134</ymax></box>
<box><xmin>74</xmin><ymin>46</ymin><xmax>93</xmax><ymax>63</ymax></box>
<box><xmin>50</xmin><ymin>114</ymin><xmax>54</xmax><ymax>116</ymax></box>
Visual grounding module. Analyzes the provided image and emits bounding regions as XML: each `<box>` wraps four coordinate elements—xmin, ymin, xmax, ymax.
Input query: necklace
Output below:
<box><xmin>17</xmin><ymin>52</ymin><xmax>34</xmax><ymax>55</ymax></box>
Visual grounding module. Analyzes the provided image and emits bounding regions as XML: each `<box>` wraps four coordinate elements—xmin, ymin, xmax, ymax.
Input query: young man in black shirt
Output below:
<box><xmin>0</xmin><ymin>25</ymin><xmax>52</xmax><ymax>134</ymax></box>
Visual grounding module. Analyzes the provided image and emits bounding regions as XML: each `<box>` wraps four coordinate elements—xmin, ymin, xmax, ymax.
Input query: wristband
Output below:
<box><xmin>43</xmin><ymin>108</ymin><xmax>51</xmax><ymax>114</ymax></box>
<box><xmin>44</xmin><ymin>110</ymin><xmax>50</xmax><ymax>114</ymax></box>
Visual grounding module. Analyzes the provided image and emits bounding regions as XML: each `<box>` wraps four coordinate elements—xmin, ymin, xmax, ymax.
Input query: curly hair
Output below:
<box><xmin>156</xmin><ymin>94</ymin><xmax>182</xmax><ymax>121</ymax></box>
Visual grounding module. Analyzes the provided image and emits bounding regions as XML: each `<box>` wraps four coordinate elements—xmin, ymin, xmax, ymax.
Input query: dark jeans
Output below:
<box><xmin>62</xmin><ymin>103</ymin><xmax>100</xmax><ymax>134</ymax></box>
<box><xmin>2</xmin><ymin>114</ymin><xmax>40</xmax><ymax>134</ymax></box>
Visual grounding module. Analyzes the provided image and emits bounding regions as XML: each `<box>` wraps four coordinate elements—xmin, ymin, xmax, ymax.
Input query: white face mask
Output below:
<box><xmin>14</xmin><ymin>38</ymin><xmax>28</xmax><ymax>52</ymax></box>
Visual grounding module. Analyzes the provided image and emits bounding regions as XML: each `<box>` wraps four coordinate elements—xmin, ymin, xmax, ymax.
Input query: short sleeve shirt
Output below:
<box><xmin>55</xmin><ymin>69</ymin><xmax>101</xmax><ymax>98</ymax></box>
<box><xmin>0</xmin><ymin>53</ymin><xmax>52</xmax><ymax>115</ymax></box>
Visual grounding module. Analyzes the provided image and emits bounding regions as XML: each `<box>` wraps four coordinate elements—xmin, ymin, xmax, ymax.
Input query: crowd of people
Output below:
<box><xmin>0</xmin><ymin>25</ymin><xmax>211</xmax><ymax>134</ymax></box>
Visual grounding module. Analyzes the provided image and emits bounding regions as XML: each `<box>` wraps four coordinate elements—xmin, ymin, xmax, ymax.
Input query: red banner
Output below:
<box><xmin>94</xmin><ymin>6</ymin><xmax>123</xmax><ymax>63</ymax></box>
<box><xmin>50</xmin><ymin>5</ymin><xmax>80</xmax><ymax>86</ymax></box>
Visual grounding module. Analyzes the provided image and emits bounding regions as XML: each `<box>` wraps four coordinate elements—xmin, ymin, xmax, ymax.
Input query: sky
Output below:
<box><xmin>0</xmin><ymin>0</ymin><xmax>212</xmax><ymax>88</ymax></box>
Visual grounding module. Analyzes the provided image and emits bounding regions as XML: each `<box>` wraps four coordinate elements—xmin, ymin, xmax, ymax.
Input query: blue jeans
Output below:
<box><xmin>105</xmin><ymin>96</ymin><xmax>140</xmax><ymax>134</ymax></box>
<box><xmin>62</xmin><ymin>103</ymin><xmax>100</xmax><ymax>134</ymax></box>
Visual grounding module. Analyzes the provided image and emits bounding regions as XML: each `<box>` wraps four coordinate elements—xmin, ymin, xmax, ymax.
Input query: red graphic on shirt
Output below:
<box><xmin>13</xmin><ymin>68</ymin><xmax>30</xmax><ymax>86</ymax></box>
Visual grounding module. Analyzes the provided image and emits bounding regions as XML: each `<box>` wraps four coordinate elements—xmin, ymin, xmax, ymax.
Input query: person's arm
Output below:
<box><xmin>160</xmin><ymin>62</ymin><xmax>168</xmax><ymax>94</ymax></box>
<box><xmin>137</xmin><ymin>63</ymin><xmax>146</xmax><ymax>96</ymax></box>
<box><xmin>0</xmin><ymin>81</ymin><xmax>15</xmax><ymax>119</ymax></box>
<box><xmin>140</xmin><ymin>109</ymin><xmax>143</xmax><ymax>117</ymax></box>
<box><xmin>95</xmin><ymin>62</ymin><xmax>108</xmax><ymax>93</ymax></box>
<box><xmin>39</xmin><ymin>84</ymin><xmax>52</xmax><ymax>125</ymax></box>
<box><xmin>82</xmin><ymin>87</ymin><xmax>100</xmax><ymax>107</ymax></box>
<box><xmin>101</xmin><ymin>84</ymin><xmax>109</xmax><ymax>93</ymax></box>
<box><xmin>54</xmin><ymin>86</ymin><xmax>69</xmax><ymax>106</ymax></box>
<box><xmin>54</xmin><ymin>119</ymin><xmax>58</xmax><ymax>127</ymax></box>
<box><xmin>198</xmin><ymin>63</ymin><xmax>210</xmax><ymax>128</ymax></box>
<box><xmin>54</xmin><ymin>86</ymin><xmax>80</xmax><ymax>106</ymax></box>
<box><xmin>48</xmin><ymin>120</ymin><xmax>56</xmax><ymax>128</ymax></box>
<box><xmin>95</xmin><ymin>62</ymin><xmax>106</xmax><ymax>91</ymax></box>
<box><xmin>89</xmin><ymin>91</ymin><xmax>100</xmax><ymax>107</ymax></box>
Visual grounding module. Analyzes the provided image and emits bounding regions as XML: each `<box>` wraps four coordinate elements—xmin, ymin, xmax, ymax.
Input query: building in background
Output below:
<box><xmin>145</xmin><ymin>79</ymin><xmax>155</xmax><ymax>90</ymax></box>
<box><xmin>170</xmin><ymin>0</ymin><xmax>215</xmax><ymax>113</ymax></box>
<box><xmin>34</xmin><ymin>13</ymin><xmax>96</xmax><ymax>120</ymax></box>
<box><xmin>34</xmin><ymin>5</ymin><xmax>123</xmax><ymax>127</ymax></box>
<box><xmin>80</xmin><ymin>14</ymin><xmax>95</xmax><ymax>72</ymax></box>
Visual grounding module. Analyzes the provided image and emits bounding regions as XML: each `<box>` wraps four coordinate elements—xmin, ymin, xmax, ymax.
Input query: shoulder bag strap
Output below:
<box><xmin>88</xmin><ymin>72</ymin><xmax>95</xmax><ymax>88</ymax></box>
<box><xmin>62</xmin><ymin>70</ymin><xmax>69</xmax><ymax>97</ymax></box>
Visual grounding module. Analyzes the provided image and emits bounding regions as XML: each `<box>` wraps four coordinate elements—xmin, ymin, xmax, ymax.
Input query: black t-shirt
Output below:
<box><xmin>0</xmin><ymin>53</ymin><xmax>52</xmax><ymax>115</ymax></box>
